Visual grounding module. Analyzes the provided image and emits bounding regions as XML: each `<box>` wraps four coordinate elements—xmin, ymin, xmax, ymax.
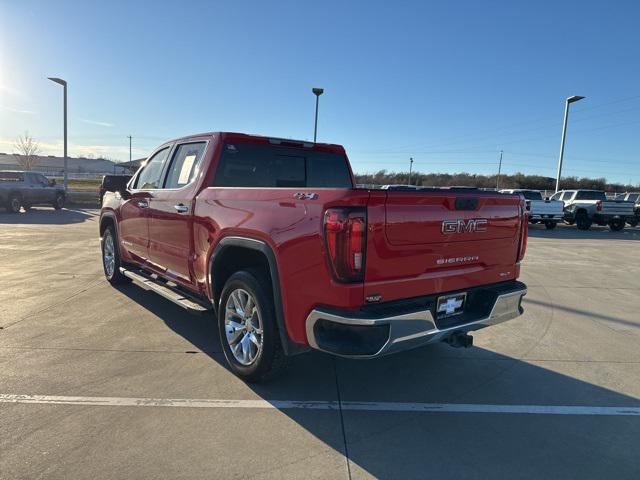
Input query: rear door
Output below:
<box><xmin>364</xmin><ymin>190</ymin><xmax>523</xmax><ymax>303</ymax></box>
<box><xmin>147</xmin><ymin>139</ymin><xmax>208</xmax><ymax>284</ymax></box>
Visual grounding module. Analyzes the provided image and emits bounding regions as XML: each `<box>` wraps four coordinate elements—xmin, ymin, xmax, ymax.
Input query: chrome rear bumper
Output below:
<box><xmin>305</xmin><ymin>282</ymin><xmax>527</xmax><ymax>358</ymax></box>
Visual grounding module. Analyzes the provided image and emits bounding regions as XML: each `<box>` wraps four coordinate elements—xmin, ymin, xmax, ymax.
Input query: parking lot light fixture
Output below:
<box><xmin>555</xmin><ymin>95</ymin><xmax>585</xmax><ymax>192</ymax></box>
<box><xmin>312</xmin><ymin>87</ymin><xmax>324</xmax><ymax>143</ymax></box>
<box><xmin>47</xmin><ymin>77</ymin><xmax>68</xmax><ymax>191</ymax></box>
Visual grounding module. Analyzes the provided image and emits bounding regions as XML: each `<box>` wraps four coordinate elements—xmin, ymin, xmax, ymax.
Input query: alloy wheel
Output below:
<box><xmin>224</xmin><ymin>288</ymin><xmax>263</xmax><ymax>366</ymax></box>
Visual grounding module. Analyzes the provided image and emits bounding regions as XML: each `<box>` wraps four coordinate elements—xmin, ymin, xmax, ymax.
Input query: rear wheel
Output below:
<box><xmin>608</xmin><ymin>219</ymin><xmax>625</xmax><ymax>231</ymax></box>
<box><xmin>576</xmin><ymin>212</ymin><xmax>592</xmax><ymax>230</ymax></box>
<box><xmin>218</xmin><ymin>270</ymin><xmax>286</xmax><ymax>383</ymax></box>
<box><xmin>7</xmin><ymin>194</ymin><xmax>21</xmax><ymax>213</ymax></box>
<box><xmin>53</xmin><ymin>193</ymin><xmax>65</xmax><ymax>210</ymax></box>
<box><xmin>544</xmin><ymin>221</ymin><xmax>557</xmax><ymax>230</ymax></box>
<box><xmin>101</xmin><ymin>226</ymin><xmax>130</xmax><ymax>284</ymax></box>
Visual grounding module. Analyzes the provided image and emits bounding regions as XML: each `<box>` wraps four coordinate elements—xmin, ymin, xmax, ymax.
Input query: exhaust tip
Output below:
<box><xmin>444</xmin><ymin>331</ymin><xmax>473</xmax><ymax>348</ymax></box>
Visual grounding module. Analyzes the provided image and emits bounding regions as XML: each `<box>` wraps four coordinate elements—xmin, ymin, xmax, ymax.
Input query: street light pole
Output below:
<box><xmin>48</xmin><ymin>77</ymin><xmax>68</xmax><ymax>191</ymax></box>
<box><xmin>496</xmin><ymin>150</ymin><xmax>503</xmax><ymax>190</ymax></box>
<box><xmin>312</xmin><ymin>88</ymin><xmax>324</xmax><ymax>142</ymax></box>
<box><xmin>127</xmin><ymin>135</ymin><xmax>132</xmax><ymax>163</ymax></box>
<box><xmin>408</xmin><ymin>157</ymin><xmax>414</xmax><ymax>185</ymax></box>
<box><xmin>555</xmin><ymin>95</ymin><xmax>585</xmax><ymax>192</ymax></box>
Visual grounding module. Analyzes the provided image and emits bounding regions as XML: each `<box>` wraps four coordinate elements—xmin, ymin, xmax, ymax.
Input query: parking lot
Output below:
<box><xmin>1</xmin><ymin>207</ymin><xmax>639</xmax><ymax>479</ymax></box>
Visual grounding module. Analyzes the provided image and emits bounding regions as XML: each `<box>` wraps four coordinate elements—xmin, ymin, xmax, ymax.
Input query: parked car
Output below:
<box><xmin>100</xmin><ymin>132</ymin><xmax>528</xmax><ymax>382</ymax></box>
<box><xmin>500</xmin><ymin>189</ymin><xmax>563</xmax><ymax>229</ymax></box>
<box><xmin>550</xmin><ymin>189</ymin><xmax>635</xmax><ymax>231</ymax></box>
<box><xmin>99</xmin><ymin>174</ymin><xmax>133</xmax><ymax>205</ymax></box>
<box><xmin>614</xmin><ymin>192</ymin><xmax>640</xmax><ymax>227</ymax></box>
<box><xmin>0</xmin><ymin>170</ymin><xmax>66</xmax><ymax>213</ymax></box>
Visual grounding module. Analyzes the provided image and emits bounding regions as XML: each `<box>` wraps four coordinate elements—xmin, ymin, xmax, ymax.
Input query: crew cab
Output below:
<box><xmin>500</xmin><ymin>189</ymin><xmax>563</xmax><ymax>229</ymax></box>
<box><xmin>0</xmin><ymin>170</ymin><xmax>66</xmax><ymax>213</ymax></box>
<box><xmin>551</xmin><ymin>189</ymin><xmax>635</xmax><ymax>231</ymax></box>
<box><xmin>100</xmin><ymin>132</ymin><xmax>528</xmax><ymax>382</ymax></box>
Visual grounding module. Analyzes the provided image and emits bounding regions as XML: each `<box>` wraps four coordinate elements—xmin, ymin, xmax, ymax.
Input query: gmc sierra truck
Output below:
<box><xmin>550</xmin><ymin>189</ymin><xmax>635</xmax><ymax>231</ymax></box>
<box><xmin>100</xmin><ymin>132</ymin><xmax>528</xmax><ymax>382</ymax></box>
<box><xmin>500</xmin><ymin>189</ymin><xmax>563</xmax><ymax>229</ymax></box>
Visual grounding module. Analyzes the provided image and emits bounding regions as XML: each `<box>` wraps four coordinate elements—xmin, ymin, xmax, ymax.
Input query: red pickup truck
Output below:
<box><xmin>100</xmin><ymin>132</ymin><xmax>528</xmax><ymax>382</ymax></box>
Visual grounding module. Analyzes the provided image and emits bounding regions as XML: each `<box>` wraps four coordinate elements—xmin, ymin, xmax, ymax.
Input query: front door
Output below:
<box><xmin>118</xmin><ymin>146</ymin><xmax>171</xmax><ymax>263</ymax></box>
<box><xmin>147</xmin><ymin>140</ymin><xmax>208</xmax><ymax>285</ymax></box>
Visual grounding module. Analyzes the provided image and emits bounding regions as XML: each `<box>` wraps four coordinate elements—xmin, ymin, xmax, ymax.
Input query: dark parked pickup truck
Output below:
<box><xmin>0</xmin><ymin>170</ymin><xmax>66</xmax><ymax>213</ymax></box>
<box><xmin>100</xmin><ymin>132</ymin><xmax>528</xmax><ymax>382</ymax></box>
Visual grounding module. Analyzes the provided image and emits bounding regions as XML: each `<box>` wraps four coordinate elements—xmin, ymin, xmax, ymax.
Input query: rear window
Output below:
<box><xmin>575</xmin><ymin>191</ymin><xmax>606</xmax><ymax>201</ymax></box>
<box><xmin>0</xmin><ymin>172</ymin><xmax>23</xmax><ymax>182</ymax></box>
<box><xmin>213</xmin><ymin>143</ymin><xmax>352</xmax><ymax>188</ymax></box>
<box><xmin>520</xmin><ymin>190</ymin><xmax>542</xmax><ymax>200</ymax></box>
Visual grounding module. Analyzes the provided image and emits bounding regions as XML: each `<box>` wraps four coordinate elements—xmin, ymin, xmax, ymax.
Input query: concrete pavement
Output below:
<box><xmin>1</xmin><ymin>208</ymin><xmax>639</xmax><ymax>479</ymax></box>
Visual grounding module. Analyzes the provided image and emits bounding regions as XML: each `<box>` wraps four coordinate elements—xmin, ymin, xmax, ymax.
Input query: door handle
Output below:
<box><xmin>137</xmin><ymin>200</ymin><xmax>149</xmax><ymax>208</ymax></box>
<box><xmin>174</xmin><ymin>204</ymin><xmax>189</xmax><ymax>213</ymax></box>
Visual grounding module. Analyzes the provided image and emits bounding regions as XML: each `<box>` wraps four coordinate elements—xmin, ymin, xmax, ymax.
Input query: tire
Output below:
<box><xmin>7</xmin><ymin>194</ymin><xmax>21</xmax><ymax>214</ymax></box>
<box><xmin>576</xmin><ymin>212</ymin><xmax>592</xmax><ymax>231</ymax></box>
<box><xmin>608</xmin><ymin>219</ymin><xmax>625</xmax><ymax>232</ymax></box>
<box><xmin>218</xmin><ymin>269</ymin><xmax>286</xmax><ymax>383</ymax></box>
<box><xmin>544</xmin><ymin>221</ymin><xmax>557</xmax><ymax>230</ymax></box>
<box><xmin>53</xmin><ymin>193</ymin><xmax>65</xmax><ymax>210</ymax></box>
<box><xmin>101</xmin><ymin>225</ymin><xmax>130</xmax><ymax>284</ymax></box>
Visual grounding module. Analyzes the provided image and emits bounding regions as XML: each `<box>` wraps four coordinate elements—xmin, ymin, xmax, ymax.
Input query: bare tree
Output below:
<box><xmin>14</xmin><ymin>132</ymin><xmax>41</xmax><ymax>171</ymax></box>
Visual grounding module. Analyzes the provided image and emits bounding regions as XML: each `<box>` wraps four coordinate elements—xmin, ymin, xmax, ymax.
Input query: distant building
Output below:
<box><xmin>0</xmin><ymin>153</ymin><xmax>128</xmax><ymax>175</ymax></box>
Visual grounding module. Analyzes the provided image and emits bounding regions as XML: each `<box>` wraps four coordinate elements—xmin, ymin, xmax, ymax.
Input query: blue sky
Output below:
<box><xmin>1</xmin><ymin>0</ymin><xmax>639</xmax><ymax>185</ymax></box>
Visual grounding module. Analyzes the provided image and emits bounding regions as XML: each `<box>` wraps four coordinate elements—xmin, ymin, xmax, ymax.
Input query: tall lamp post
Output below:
<box><xmin>312</xmin><ymin>87</ymin><xmax>324</xmax><ymax>142</ymax></box>
<box><xmin>496</xmin><ymin>150</ymin><xmax>503</xmax><ymax>190</ymax></box>
<box><xmin>408</xmin><ymin>157</ymin><xmax>414</xmax><ymax>185</ymax></box>
<box><xmin>47</xmin><ymin>77</ymin><xmax>68</xmax><ymax>191</ymax></box>
<box><xmin>555</xmin><ymin>95</ymin><xmax>585</xmax><ymax>192</ymax></box>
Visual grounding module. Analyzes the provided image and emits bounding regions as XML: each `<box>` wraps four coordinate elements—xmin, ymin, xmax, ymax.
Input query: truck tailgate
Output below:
<box><xmin>364</xmin><ymin>190</ymin><xmax>523</xmax><ymax>303</ymax></box>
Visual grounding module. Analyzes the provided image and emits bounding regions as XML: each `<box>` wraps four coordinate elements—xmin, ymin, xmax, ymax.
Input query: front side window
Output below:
<box><xmin>549</xmin><ymin>192</ymin><xmax>562</xmax><ymax>201</ymax></box>
<box><xmin>561</xmin><ymin>191</ymin><xmax>574</xmax><ymax>201</ymax></box>
<box><xmin>133</xmin><ymin>147</ymin><xmax>170</xmax><ymax>189</ymax></box>
<box><xmin>213</xmin><ymin>143</ymin><xmax>352</xmax><ymax>188</ymax></box>
<box><xmin>164</xmin><ymin>142</ymin><xmax>207</xmax><ymax>189</ymax></box>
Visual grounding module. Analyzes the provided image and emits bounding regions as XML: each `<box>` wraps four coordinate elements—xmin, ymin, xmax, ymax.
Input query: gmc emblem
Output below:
<box><xmin>441</xmin><ymin>218</ymin><xmax>488</xmax><ymax>234</ymax></box>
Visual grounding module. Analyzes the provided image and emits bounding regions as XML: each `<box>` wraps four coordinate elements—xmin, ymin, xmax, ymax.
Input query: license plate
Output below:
<box><xmin>436</xmin><ymin>292</ymin><xmax>467</xmax><ymax>317</ymax></box>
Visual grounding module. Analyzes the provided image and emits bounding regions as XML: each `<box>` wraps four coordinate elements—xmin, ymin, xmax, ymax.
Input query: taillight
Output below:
<box><xmin>324</xmin><ymin>208</ymin><xmax>366</xmax><ymax>282</ymax></box>
<box><xmin>596</xmin><ymin>200</ymin><xmax>602</xmax><ymax>212</ymax></box>
<box><xmin>517</xmin><ymin>199</ymin><xmax>528</xmax><ymax>261</ymax></box>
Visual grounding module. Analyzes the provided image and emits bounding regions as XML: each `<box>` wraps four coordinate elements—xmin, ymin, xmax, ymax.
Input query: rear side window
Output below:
<box><xmin>133</xmin><ymin>147</ymin><xmax>170</xmax><ymax>189</ymax></box>
<box><xmin>575</xmin><ymin>191</ymin><xmax>606</xmax><ymax>201</ymax></box>
<box><xmin>213</xmin><ymin>143</ymin><xmax>352</xmax><ymax>188</ymax></box>
<box><xmin>627</xmin><ymin>193</ymin><xmax>639</xmax><ymax>202</ymax></box>
<box><xmin>164</xmin><ymin>142</ymin><xmax>207</xmax><ymax>189</ymax></box>
<box><xmin>0</xmin><ymin>172</ymin><xmax>24</xmax><ymax>182</ymax></box>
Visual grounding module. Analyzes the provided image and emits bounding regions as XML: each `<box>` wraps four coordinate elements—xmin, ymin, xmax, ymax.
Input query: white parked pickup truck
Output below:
<box><xmin>551</xmin><ymin>189</ymin><xmax>635</xmax><ymax>231</ymax></box>
<box><xmin>500</xmin><ymin>189</ymin><xmax>564</xmax><ymax>230</ymax></box>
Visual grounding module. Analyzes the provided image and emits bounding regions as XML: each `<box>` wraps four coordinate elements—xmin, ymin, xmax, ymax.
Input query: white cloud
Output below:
<box><xmin>0</xmin><ymin>105</ymin><xmax>36</xmax><ymax>115</ymax></box>
<box><xmin>79</xmin><ymin>118</ymin><xmax>115</xmax><ymax>128</ymax></box>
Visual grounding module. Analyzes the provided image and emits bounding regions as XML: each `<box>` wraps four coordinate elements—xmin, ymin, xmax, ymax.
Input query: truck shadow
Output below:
<box><xmin>528</xmin><ymin>222</ymin><xmax>640</xmax><ymax>241</ymax></box>
<box><xmin>114</xmin><ymin>283</ymin><xmax>640</xmax><ymax>479</ymax></box>
<box><xmin>0</xmin><ymin>207</ymin><xmax>97</xmax><ymax>225</ymax></box>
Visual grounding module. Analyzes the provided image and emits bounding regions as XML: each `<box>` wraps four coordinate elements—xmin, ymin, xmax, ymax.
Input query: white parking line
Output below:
<box><xmin>1</xmin><ymin>394</ymin><xmax>639</xmax><ymax>416</ymax></box>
